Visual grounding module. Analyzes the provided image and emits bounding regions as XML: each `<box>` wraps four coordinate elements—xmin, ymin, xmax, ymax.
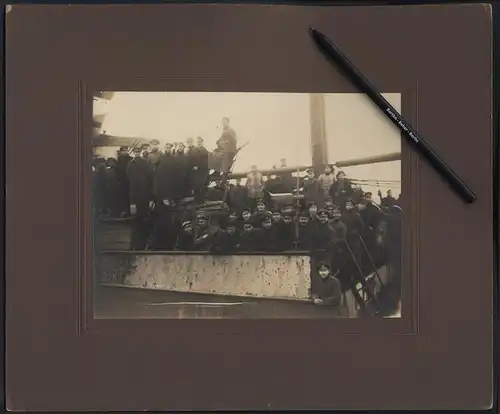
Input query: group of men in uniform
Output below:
<box><xmin>145</xmin><ymin>188</ymin><xmax>402</xmax><ymax>311</ymax></box>
<box><xmin>92</xmin><ymin>119</ymin><xmax>402</xmax><ymax>311</ymax></box>
<box><xmin>92</xmin><ymin>117</ymin><xmax>238</xmax><ymax>219</ymax></box>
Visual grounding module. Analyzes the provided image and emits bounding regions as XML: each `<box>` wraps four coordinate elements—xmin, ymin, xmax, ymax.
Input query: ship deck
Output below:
<box><xmin>94</xmin><ymin>284</ymin><xmax>346</xmax><ymax>319</ymax></box>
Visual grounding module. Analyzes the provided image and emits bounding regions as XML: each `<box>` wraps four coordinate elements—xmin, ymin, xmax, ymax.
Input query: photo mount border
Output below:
<box><xmin>80</xmin><ymin>84</ymin><xmax>417</xmax><ymax>334</ymax></box>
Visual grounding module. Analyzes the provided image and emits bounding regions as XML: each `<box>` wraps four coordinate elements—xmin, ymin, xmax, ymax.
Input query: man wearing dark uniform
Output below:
<box><xmin>115</xmin><ymin>146</ymin><xmax>132</xmax><ymax>217</ymax></box>
<box><xmin>226</xmin><ymin>210</ymin><xmax>239</xmax><ymax>224</ymax></box>
<box><xmin>275</xmin><ymin>211</ymin><xmax>296</xmax><ymax>251</ymax></box>
<box><xmin>193</xmin><ymin>214</ymin><xmax>218</xmax><ymax>251</ymax></box>
<box><xmin>297</xmin><ymin>211</ymin><xmax>314</xmax><ymax>251</ymax></box>
<box><xmin>309</xmin><ymin>209</ymin><xmax>340</xmax><ymax>296</ymax></box>
<box><xmin>271</xmin><ymin>209</ymin><xmax>282</xmax><ymax>224</ymax></box>
<box><xmin>311</xmin><ymin>209</ymin><xmax>337</xmax><ymax>253</ymax></box>
<box><xmin>175</xmin><ymin>221</ymin><xmax>195</xmax><ymax>251</ymax></box>
<box><xmin>311</xmin><ymin>263</ymin><xmax>342</xmax><ymax>310</ymax></box>
<box><xmin>253</xmin><ymin>213</ymin><xmax>276</xmax><ymax>252</ymax></box>
<box><xmin>379</xmin><ymin>189</ymin><xmax>397</xmax><ymax>211</ymax></box>
<box><xmin>189</xmin><ymin>136</ymin><xmax>210</xmax><ymax>199</ymax></box>
<box><xmin>330</xmin><ymin>206</ymin><xmax>347</xmax><ymax>241</ymax></box>
<box><xmin>307</xmin><ymin>202</ymin><xmax>319</xmax><ymax>228</ymax></box>
<box><xmin>127</xmin><ymin>147</ymin><xmax>154</xmax><ymax>251</ymax></box>
<box><xmin>341</xmin><ymin>198</ymin><xmax>366</xmax><ymax>290</ymax></box>
<box><xmin>126</xmin><ymin>147</ymin><xmax>153</xmax><ymax>218</ymax></box>
<box><xmin>324</xmin><ymin>200</ymin><xmax>336</xmax><ymax>219</ymax></box>
<box><xmin>360</xmin><ymin>192</ymin><xmax>383</xmax><ymax>252</ymax></box>
<box><xmin>146</xmin><ymin>199</ymin><xmax>176</xmax><ymax>250</ymax></box>
<box><xmin>104</xmin><ymin>158</ymin><xmax>120</xmax><ymax>217</ymax></box>
<box><xmin>238</xmin><ymin>221</ymin><xmax>261</xmax><ymax>252</ymax></box>
<box><xmin>164</xmin><ymin>142</ymin><xmax>174</xmax><ymax>156</ymax></box>
<box><xmin>148</xmin><ymin>139</ymin><xmax>163</xmax><ymax>171</ymax></box>
<box><xmin>186</xmin><ymin>137</ymin><xmax>195</xmax><ymax>154</ymax></box>
<box><xmin>240</xmin><ymin>208</ymin><xmax>253</xmax><ymax>230</ymax></box>
<box><xmin>152</xmin><ymin>144</ymin><xmax>176</xmax><ymax>209</ymax></box>
<box><xmin>343</xmin><ymin>198</ymin><xmax>365</xmax><ymax>237</ymax></box>
<box><xmin>210</xmin><ymin>220</ymin><xmax>240</xmax><ymax>254</ymax></box>
<box><xmin>253</xmin><ymin>199</ymin><xmax>269</xmax><ymax>221</ymax></box>
<box><xmin>141</xmin><ymin>143</ymin><xmax>151</xmax><ymax>160</ymax></box>
<box><xmin>93</xmin><ymin>157</ymin><xmax>108</xmax><ymax>217</ymax></box>
<box><xmin>329</xmin><ymin>170</ymin><xmax>354</xmax><ymax>206</ymax></box>
<box><xmin>302</xmin><ymin>167</ymin><xmax>321</xmax><ymax>206</ymax></box>
<box><xmin>327</xmin><ymin>206</ymin><xmax>349</xmax><ymax>290</ymax></box>
<box><xmin>171</xmin><ymin>142</ymin><xmax>191</xmax><ymax>200</ymax></box>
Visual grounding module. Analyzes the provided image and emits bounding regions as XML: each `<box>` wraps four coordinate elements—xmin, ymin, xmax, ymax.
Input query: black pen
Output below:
<box><xmin>309</xmin><ymin>27</ymin><xmax>476</xmax><ymax>204</ymax></box>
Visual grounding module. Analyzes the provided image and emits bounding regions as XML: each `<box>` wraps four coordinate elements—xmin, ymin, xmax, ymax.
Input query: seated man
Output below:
<box><xmin>210</xmin><ymin>117</ymin><xmax>238</xmax><ymax>179</ymax></box>
<box><xmin>311</xmin><ymin>263</ymin><xmax>342</xmax><ymax>308</ymax></box>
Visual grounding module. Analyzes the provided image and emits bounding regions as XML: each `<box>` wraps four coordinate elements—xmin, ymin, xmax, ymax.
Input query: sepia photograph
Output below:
<box><xmin>92</xmin><ymin>91</ymin><xmax>402</xmax><ymax>319</ymax></box>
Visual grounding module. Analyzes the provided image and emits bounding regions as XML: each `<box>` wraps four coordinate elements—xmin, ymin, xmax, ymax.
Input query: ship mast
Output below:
<box><xmin>309</xmin><ymin>93</ymin><xmax>328</xmax><ymax>176</ymax></box>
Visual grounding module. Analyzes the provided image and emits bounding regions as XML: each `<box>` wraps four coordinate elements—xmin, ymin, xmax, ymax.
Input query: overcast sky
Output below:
<box><xmin>94</xmin><ymin>92</ymin><xmax>401</xmax><ymax>196</ymax></box>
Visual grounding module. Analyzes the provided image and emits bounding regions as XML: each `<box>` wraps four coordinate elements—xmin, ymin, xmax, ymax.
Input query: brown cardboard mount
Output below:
<box><xmin>5</xmin><ymin>3</ymin><xmax>493</xmax><ymax>410</ymax></box>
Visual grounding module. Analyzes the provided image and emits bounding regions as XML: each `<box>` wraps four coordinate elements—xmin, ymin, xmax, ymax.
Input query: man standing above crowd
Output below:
<box><xmin>211</xmin><ymin>117</ymin><xmax>238</xmax><ymax>179</ymax></box>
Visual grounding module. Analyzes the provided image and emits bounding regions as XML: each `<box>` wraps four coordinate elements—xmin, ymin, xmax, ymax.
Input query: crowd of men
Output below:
<box><xmin>92</xmin><ymin>117</ymin><xmax>402</xmax><ymax>309</ymax></box>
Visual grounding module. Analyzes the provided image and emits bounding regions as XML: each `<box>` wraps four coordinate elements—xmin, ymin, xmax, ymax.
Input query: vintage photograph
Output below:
<box><xmin>92</xmin><ymin>92</ymin><xmax>402</xmax><ymax>319</ymax></box>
